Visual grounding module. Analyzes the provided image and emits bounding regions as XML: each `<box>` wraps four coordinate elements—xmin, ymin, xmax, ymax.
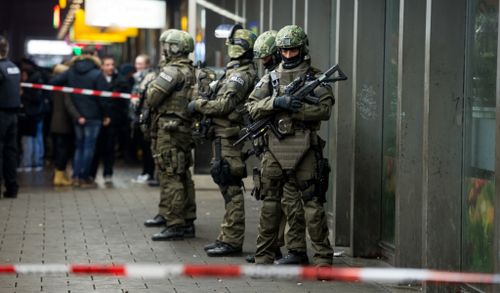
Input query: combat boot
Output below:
<box><xmin>206</xmin><ymin>242</ymin><xmax>242</xmax><ymax>257</ymax></box>
<box><xmin>151</xmin><ymin>226</ymin><xmax>185</xmax><ymax>241</ymax></box>
<box><xmin>204</xmin><ymin>240</ymin><xmax>221</xmax><ymax>251</ymax></box>
<box><xmin>245</xmin><ymin>247</ymin><xmax>282</xmax><ymax>263</ymax></box>
<box><xmin>274</xmin><ymin>250</ymin><xmax>309</xmax><ymax>265</ymax></box>
<box><xmin>183</xmin><ymin>222</ymin><xmax>195</xmax><ymax>238</ymax></box>
<box><xmin>144</xmin><ymin>215</ymin><xmax>167</xmax><ymax>227</ymax></box>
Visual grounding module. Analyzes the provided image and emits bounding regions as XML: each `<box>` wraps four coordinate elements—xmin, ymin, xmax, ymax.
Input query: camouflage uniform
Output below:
<box><xmin>190</xmin><ymin>28</ymin><xmax>257</xmax><ymax>253</ymax></box>
<box><xmin>252</xmin><ymin>30</ymin><xmax>286</xmax><ymax>257</ymax></box>
<box><xmin>247</xmin><ymin>25</ymin><xmax>334</xmax><ymax>265</ymax></box>
<box><xmin>146</xmin><ymin>30</ymin><xmax>197</xmax><ymax>239</ymax></box>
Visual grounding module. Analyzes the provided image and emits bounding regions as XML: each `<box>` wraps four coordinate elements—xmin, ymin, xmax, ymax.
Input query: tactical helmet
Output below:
<box><xmin>254</xmin><ymin>30</ymin><xmax>278</xmax><ymax>59</ymax></box>
<box><xmin>275</xmin><ymin>25</ymin><xmax>308</xmax><ymax>49</ymax></box>
<box><xmin>226</xmin><ymin>28</ymin><xmax>257</xmax><ymax>59</ymax></box>
<box><xmin>159</xmin><ymin>30</ymin><xmax>171</xmax><ymax>43</ymax></box>
<box><xmin>162</xmin><ymin>29</ymin><xmax>194</xmax><ymax>57</ymax></box>
<box><xmin>275</xmin><ymin>25</ymin><xmax>309</xmax><ymax>69</ymax></box>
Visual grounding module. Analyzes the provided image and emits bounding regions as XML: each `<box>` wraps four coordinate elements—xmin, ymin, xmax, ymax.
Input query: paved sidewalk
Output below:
<box><xmin>0</xmin><ymin>166</ymin><xmax>419</xmax><ymax>293</ymax></box>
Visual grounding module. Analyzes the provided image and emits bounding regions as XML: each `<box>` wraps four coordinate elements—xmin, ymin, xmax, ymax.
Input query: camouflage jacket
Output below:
<box><xmin>193</xmin><ymin>59</ymin><xmax>257</xmax><ymax>138</ymax></box>
<box><xmin>246</xmin><ymin>61</ymin><xmax>334</xmax><ymax>131</ymax></box>
<box><xmin>146</xmin><ymin>57</ymin><xmax>195</xmax><ymax>123</ymax></box>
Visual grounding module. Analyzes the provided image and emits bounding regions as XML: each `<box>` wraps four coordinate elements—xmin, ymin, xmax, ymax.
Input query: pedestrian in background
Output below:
<box><xmin>50</xmin><ymin>63</ymin><xmax>77</xmax><ymax>186</ymax></box>
<box><xmin>18</xmin><ymin>59</ymin><xmax>45</xmax><ymax>172</ymax></box>
<box><xmin>131</xmin><ymin>54</ymin><xmax>155</xmax><ymax>184</ymax></box>
<box><xmin>90</xmin><ymin>56</ymin><xmax>129</xmax><ymax>184</ymax></box>
<box><xmin>51</xmin><ymin>46</ymin><xmax>110</xmax><ymax>188</ymax></box>
<box><xmin>0</xmin><ymin>36</ymin><xmax>20</xmax><ymax>198</ymax></box>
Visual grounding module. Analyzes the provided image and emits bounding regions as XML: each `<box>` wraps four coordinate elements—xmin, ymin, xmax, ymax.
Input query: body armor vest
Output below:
<box><xmin>268</xmin><ymin>62</ymin><xmax>320</xmax><ymax>169</ymax></box>
<box><xmin>157</xmin><ymin>59</ymin><xmax>195</xmax><ymax>123</ymax></box>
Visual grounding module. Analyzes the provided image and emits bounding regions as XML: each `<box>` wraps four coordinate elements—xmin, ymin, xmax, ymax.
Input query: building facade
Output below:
<box><xmin>192</xmin><ymin>0</ymin><xmax>500</xmax><ymax>292</ymax></box>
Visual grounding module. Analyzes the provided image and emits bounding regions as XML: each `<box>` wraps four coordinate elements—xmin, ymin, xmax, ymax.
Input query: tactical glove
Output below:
<box><xmin>273</xmin><ymin>95</ymin><xmax>302</xmax><ymax>112</ymax></box>
<box><xmin>187</xmin><ymin>100</ymin><xmax>197</xmax><ymax>114</ymax></box>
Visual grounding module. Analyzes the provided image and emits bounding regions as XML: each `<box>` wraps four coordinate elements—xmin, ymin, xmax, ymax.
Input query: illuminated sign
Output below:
<box><xmin>71</xmin><ymin>9</ymin><xmax>138</xmax><ymax>43</ymax></box>
<box><xmin>85</xmin><ymin>0</ymin><xmax>166</xmax><ymax>29</ymax></box>
<box><xmin>26</xmin><ymin>40</ymin><xmax>73</xmax><ymax>55</ymax></box>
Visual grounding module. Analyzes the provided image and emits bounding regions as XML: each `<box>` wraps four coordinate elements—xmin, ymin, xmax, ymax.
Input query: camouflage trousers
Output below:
<box><xmin>152</xmin><ymin>131</ymin><xmax>197</xmax><ymax>227</ymax></box>
<box><xmin>254</xmin><ymin>148</ymin><xmax>333</xmax><ymax>265</ymax></box>
<box><xmin>212</xmin><ymin>137</ymin><xmax>246</xmax><ymax>249</ymax></box>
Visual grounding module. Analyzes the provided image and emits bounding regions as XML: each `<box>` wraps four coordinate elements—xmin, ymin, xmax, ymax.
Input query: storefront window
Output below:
<box><xmin>463</xmin><ymin>0</ymin><xmax>497</xmax><ymax>274</ymax></box>
<box><xmin>381</xmin><ymin>0</ymin><xmax>400</xmax><ymax>246</ymax></box>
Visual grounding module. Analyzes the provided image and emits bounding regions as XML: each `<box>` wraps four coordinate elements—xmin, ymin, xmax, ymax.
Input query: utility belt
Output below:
<box><xmin>158</xmin><ymin>114</ymin><xmax>191</xmax><ymax>133</ymax></box>
<box><xmin>212</xmin><ymin>118</ymin><xmax>241</xmax><ymax>138</ymax></box>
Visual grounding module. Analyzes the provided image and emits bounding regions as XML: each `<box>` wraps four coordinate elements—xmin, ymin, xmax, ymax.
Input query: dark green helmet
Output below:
<box><xmin>165</xmin><ymin>29</ymin><xmax>194</xmax><ymax>54</ymax></box>
<box><xmin>226</xmin><ymin>29</ymin><xmax>257</xmax><ymax>59</ymax></box>
<box><xmin>160</xmin><ymin>29</ymin><xmax>194</xmax><ymax>57</ymax></box>
<box><xmin>254</xmin><ymin>30</ymin><xmax>278</xmax><ymax>59</ymax></box>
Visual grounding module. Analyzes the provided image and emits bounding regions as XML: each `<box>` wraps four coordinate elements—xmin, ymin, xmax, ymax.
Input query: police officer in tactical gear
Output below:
<box><xmin>247</xmin><ymin>25</ymin><xmax>334</xmax><ymax>265</ymax></box>
<box><xmin>254</xmin><ymin>30</ymin><xmax>281</xmax><ymax>72</ymax></box>
<box><xmin>245</xmin><ymin>30</ymin><xmax>284</xmax><ymax>263</ymax></box>
<box><xmin>0</xmin><ymin>36</ymin><xmax>20</xmax><ymax>198</ymax></box>
<box><xmin>188</xmin><ymin>25</ymin><xmax>257</xmax><ymax>257</ymax></box>
<box><xmin>144</xmin><ymin>29</ymin><xmax>197</xmax><ymax>241</ymax></box>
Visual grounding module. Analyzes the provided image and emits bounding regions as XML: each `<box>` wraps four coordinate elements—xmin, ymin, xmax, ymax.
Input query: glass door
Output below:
<box><xmin>380</xmin><ymin>0</ymin><xmax>400</xmax><ymax>246</ymax></box>
<box><xmin>462</xmin><ymin>0</ymin><xmax>498</xmax><ymax>274</ymax></box>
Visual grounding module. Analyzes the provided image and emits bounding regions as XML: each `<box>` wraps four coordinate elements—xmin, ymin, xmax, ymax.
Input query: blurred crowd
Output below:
<box><xmin>15</xmin><ymin>45</ymin><xmax>159</xmax><ymax>188</ymax></box>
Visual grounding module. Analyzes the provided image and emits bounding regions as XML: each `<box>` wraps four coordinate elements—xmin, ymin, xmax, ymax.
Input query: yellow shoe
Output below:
<box><xmin>54</xmin><ymin>170</ymin><xmax>72</xmax><ymax>186</ymax></box>
<box><xmin>60</xmin><ymin>172</ymin><xmax>72</xmax><ymax>186</ymax></box>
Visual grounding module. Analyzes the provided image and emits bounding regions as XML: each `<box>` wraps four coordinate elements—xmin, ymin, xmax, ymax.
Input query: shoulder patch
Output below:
<box><xmin>255</xmin><ymin>80</ymin><xmax>264</xmax><ymax>88</ymax></box>
<box><xmin>7</xmin><ymin>67</ymin><xmax>20</xmax><ymax>75</ymax></box>
<box><xmin>159</xmin><ymin>71</ymin><xmax>173</xmax><ymax>82</ymax></box>
<box><xmin>229</xmin><ymin>75</ymin><xmax>245</xmax><ymax>86</ymax></box>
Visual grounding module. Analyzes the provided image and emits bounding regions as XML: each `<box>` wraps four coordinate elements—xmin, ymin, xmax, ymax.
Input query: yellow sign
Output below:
<box><xmin>71</xmin><ymin>9</ymin><xmax>138</xmax><ymax>43</ymax></box>
<box><xmin>59</xmin><ymin>0</ymin><xmax>67</xmax><ymax>9</ymax></box>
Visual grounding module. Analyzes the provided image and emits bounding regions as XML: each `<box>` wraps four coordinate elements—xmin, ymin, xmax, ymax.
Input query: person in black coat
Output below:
<box><xmin>0</xmin><ymin>36</ymin><xmax>20</xmax><ymax>198</ymax></box>
<box><xmin>18</xmin><ymin>59</ymin><xmax>45</xmax><ymax>172</ymax></box>
<box><xmin>51</xmin><ymin>47</ymin><xmax>110</xmax><ymax>188</ymax></box>
<box><xmin>90</xmin><ymin>56</ymin><xmax>130</xmax><ymax>183</ymax></box>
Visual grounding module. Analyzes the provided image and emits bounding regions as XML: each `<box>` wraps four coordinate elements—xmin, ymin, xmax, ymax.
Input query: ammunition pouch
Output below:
<box><xmin>154</xmin><ymin>147</ymin><xmax>188</xmax><ymax>176</ymax></box>
<box><xmin>192</xmin><ymin>116</ymin><xmax>214</xmax><ymax>141</ymax></box>
<box><xmin>210</xmin><ymin>158</ymin><xmax>242</xmax><ymax>188</ymax></box>
<box><xmin>251</xmin><ymin>167</ymin><xmax>262</xmax><ymax>200</ymax></box>
<box><xmin>315</xmin><ymin>157</ymin><xmax>330</xmax><ymax>203</ymax></box>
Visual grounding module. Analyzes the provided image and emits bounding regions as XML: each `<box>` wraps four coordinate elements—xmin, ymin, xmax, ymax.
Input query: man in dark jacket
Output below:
<box><xmin>0</xmin><ymin>36</ymin><xmax>20</xmax><ymax>198</ymax></box>
<box><xmin>51</xmin><ymin>47</ymin><xmax>110</xmax><ymax>188</ymax></box>
<box><xmin>90</xmin><ymin>56</ymin><xmax>130</xmax><ymax>183</ymax></box>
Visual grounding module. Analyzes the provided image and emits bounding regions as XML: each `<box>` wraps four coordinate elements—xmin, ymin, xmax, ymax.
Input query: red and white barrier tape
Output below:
<box><xmin>20</xmin><ymin>82</ymin><xmax>139</xmax><ymax>101</ymax></box>
<box><xmin>0</xmin><ymin>264</ymin><xmax>499</xmax><ymax>284</ymax></box>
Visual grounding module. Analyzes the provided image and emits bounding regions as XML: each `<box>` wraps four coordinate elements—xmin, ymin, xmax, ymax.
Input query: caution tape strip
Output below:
<box><xmin>0</xmin><ymin>264</ymin><xmax>499</xmax><ymax>284</ymax></box>
<box><xmin>20</xmin><ymin>82</ymin><xmax>139</xmax><ymax>101</ymax></box>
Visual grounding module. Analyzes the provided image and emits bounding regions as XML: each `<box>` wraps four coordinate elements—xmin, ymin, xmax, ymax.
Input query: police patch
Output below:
<box><xmin>229</xmin><ymin>75</ymin><xmax>245</xmax><ymax>86</ymax></box>
<box><xmin>159</xmin><ymin>72</ymin><xmax>173</xmax><ymax>82</ymax></box>
<box><xmin>7</xmin><ymin>67</ymin><xmax>20</xmax><ymax>75</ymax></box>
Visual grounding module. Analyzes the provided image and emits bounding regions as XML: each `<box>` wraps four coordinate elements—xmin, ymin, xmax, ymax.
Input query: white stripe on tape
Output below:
<box><xmin>15</xmin><ymin>264</ymin><xmax>69</xmax><ymax>274</ymax></box>
<box><xmin>126</xmin><ymin>264</ymin><xmax>183</xmax><ymax>279</ymax></box>
<box><xmin>242</xmin><ymin>265</ymin><xmax>300</xmax><ymax>279</ymax></box>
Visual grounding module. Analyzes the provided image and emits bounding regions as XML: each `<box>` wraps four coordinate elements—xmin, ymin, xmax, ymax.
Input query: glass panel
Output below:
<box><xmin>381</xmin><ymin>0</ymin><xmax>400</xmax><ymax>245</ymax></box>
<box><xmin>462</xmin><ymin>0</ymin><xmax>497</xmax><ymax>274</ymax></box>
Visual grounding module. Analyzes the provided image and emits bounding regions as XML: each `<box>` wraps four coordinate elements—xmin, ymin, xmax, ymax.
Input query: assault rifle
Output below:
<box><xmin>233</xmin><ymin>64</ymin><xmax>347</xmax><ymax>147</ymax></box>
<box><xmin>192</xmin><ymin>62</ymin><xmax>221</xmax><ymax>140</ymax></box>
